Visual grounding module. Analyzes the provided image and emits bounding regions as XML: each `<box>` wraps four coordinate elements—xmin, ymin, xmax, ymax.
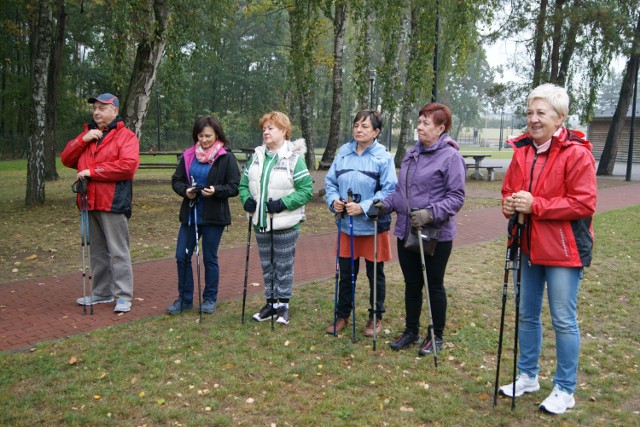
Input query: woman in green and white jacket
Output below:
<box><xmin>238</xmin><ymin>111</ymin><xmax>313</xmax><ymax>326</ymax></box>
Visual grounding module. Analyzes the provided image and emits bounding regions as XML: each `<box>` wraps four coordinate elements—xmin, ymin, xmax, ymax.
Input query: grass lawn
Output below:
<box><xmin>0</xmin><ymin>157</ymin><xmax>638</xmax><ymax>425</ymax></box>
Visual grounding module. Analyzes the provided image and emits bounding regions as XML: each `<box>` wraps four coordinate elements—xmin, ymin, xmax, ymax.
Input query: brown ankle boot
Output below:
<box><xmin>326</xmin><ymin>317</ymin><xmax>349</xmax><ymax>334</ymax></box>
<box><xmin>362</xmin><ymin>318</ymin><xmax>382</xmax><ymax>337</ymax></box>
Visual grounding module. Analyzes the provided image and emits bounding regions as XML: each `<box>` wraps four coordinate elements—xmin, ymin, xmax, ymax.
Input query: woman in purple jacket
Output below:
<box><xmin>375</xmin><ymin>103</ymin><xmax>465</xmax><ymax>355</ymax></box>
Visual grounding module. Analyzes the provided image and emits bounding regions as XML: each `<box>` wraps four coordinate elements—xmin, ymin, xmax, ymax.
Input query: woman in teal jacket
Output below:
<box><xmin>324</xmin><ymin>109</ymin><xmax>397</xmax><ymax>337</ymax></box>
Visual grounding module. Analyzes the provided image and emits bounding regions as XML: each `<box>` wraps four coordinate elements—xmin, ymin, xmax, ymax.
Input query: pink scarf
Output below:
<box><xmin>195</xmin><ymin>140</ymin><xmax>224</xmax><ymax>164</ymax></box>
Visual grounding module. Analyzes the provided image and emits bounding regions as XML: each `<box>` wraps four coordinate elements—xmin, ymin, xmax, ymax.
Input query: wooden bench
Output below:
<box><xmin>139</xmin><ymin>150</ymin><xmax>183</xmax><ymax>170</ymax></box>
<box><xmin>138</xmin><ymin>163</ymin><xmax>176</xmax><ymax>170</ymax></box>
<box><xmin>465</xmin><ymin>164</ymin><xmax>503</xmax><ymax>181</ymax></box>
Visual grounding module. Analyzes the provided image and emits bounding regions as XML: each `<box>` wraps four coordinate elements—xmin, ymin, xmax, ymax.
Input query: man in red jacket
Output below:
<box><xmin>61</xmin><ymin>93</ymin><xmax>140</xmax><ymax>313</ymax></box>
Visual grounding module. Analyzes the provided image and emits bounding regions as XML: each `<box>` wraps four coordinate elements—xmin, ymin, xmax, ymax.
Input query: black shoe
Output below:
<box><xmin>166</xmin><ymin>299</ymin><xmax>193</xmax><ymax>315</ymax></box>
<box><xmin>389</xmin><ymin>330</ymin><xmax>420</xmax><ymax>351</ymax></box>
<box><xmin>276</xmin><ymin>306</ymin><xmax>289</xmax><ymax>325</ymax></box>
<box><xmin>252</xmin><ymin>303</ymin><xmax>277</xmax><ymax>322</ymax></box>
<box><xmin>418</xmin><ymin>336</ymin><xmax>444</xmax><ymax>356</ymax></box>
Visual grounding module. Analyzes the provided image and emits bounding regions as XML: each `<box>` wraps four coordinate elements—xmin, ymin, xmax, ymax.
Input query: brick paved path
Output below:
<box><xmin>1</xmin><ymin>182</ymin><xmax>639</xmax><ymax>352</ymax></box>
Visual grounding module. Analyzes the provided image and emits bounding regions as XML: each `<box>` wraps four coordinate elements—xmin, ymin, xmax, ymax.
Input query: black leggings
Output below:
<box><xmin>397</xmin><ymin>238</ymin><xmax>452</xmax><ymax>338</ymax></box>
<box><xmin>336</xmin><ymin>257</ymin><xmax>386</xmax><ymax>320</ymax></box>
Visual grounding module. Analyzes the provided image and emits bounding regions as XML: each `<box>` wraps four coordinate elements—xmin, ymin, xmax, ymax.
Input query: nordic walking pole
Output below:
<box><xmin>493</xmin><ymin>212</ymin><xmax>519</xmax><ymax>406</ymax></box>
<box><xmin>83</xmin><ymin>189</ymin><xmax>94</xmax><ymax>316</ymax></box>
<box><xmin>73</xmin><ymin>179</ymin><xmax>89</xmax><ymax>315</ymax></box>
<box><xmin>347</xmin><ymin>189</ymin><xmax>357</xmax><ymax>343</ymax></box>
<box><xmin>79</xmin><ymin>192</ymin><xmax>87</xmax><ymax>316</ymax></box>
<box><xmin>415</xmin><ymin>213</ymin><xmax>437</xmax><ymax>368</ymax></box>
<box><xmin>241</xmin><ymin>214</ymin><xmax>253</xmax><ymax>324</ymax></box>
<box><xmin>269</xmin><ymin>200</ymin><xmax>275</xmax><ymax>331</ymax></box>
<box><xmin>511</xmin><ymin>213</ymin><xmax>524</xmax><ymax>410</ymax></box>
<box><xmin>191</xmin><ymin>177</ymin><xmax>203</xmax><ymax>323</ymax></box>
<box><xmin>193</xmin><ymin>204</ymin><xmax>202</xmax><ymax>323</ymax></box>
<box><xmin>333</xmin><ymin>207</ymin><xmax>343</xmax><ymax>337</ymax></box>
<box><xmin>371</xmin><ymin>201</ymin><xmax>379</xmax><ymax>351</ymax></box>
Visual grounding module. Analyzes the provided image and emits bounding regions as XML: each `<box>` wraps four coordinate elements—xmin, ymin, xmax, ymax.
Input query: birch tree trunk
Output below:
<box><xmin>319</xmin><ymin>1</ymin><xmax>347</xmax><ymax>170</ymax></box>
<box><xmin>532</xmin><ymin>0</ymin><xmax>548</xmax><ymax>88</ymax></box>
<box><xmin>597</xmin><ymin>13</ymin><xmax>640</xmax><ymax>176</ymax></box>
<box><xmin>287</xmin><ymin>0</ymin><xmax>320</xmax><ymax>169</ymax></box>
<box><xmin>394</xmin><ymin>3</ymin><xmax>426</xmax><ymax>167</ymax></box>
<box><xmin>26</xmin><ymin>0</ymin><xmax>52</xmax><ymax>206</ymax></box>
<box><xmin>44</xmin><ymin>0</ymin><xmax>65</xmax><ymax>181</ymax></box>
<box><xmin>121</xmin><ymin>0</ymin><xmax>169</xmax><ymax>138</ymax></box>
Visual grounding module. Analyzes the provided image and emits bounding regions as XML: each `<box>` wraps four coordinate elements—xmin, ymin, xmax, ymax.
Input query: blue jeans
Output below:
<box><xmin>175</xmin><ymin>223</ymin><xmax>224</xmax><ymax>304</ymax></box>
<box><xmin>518</xmin><ymin>254</ymin><xmax>582</xmax><ymax>394</ymax></box>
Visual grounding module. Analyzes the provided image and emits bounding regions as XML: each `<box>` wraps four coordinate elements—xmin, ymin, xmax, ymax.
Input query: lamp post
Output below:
<box><xmin>156</xmin><ymin>88</ymin><xmax>161</xmax><ymax>151</ymax></box>
<box><xmin>626</xmin><ymin>61</ymin><xmax>638</xmax><ymax>182</ymax></box>
<box><xmin>499</xmin><ymin>109</ymin><xmax>504</xmax><ymax>151</ymax></box>
<box><xmin>369</xmin><ymin>69</ymin><xmax>376</xmax><ymax>109</ymax></box>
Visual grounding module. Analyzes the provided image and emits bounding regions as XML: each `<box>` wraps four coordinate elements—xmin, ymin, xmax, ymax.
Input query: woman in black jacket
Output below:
<box><xmin>166</xmin><ymin>116</ymin><xmax>241</xmax><ymax>315</ymax></box>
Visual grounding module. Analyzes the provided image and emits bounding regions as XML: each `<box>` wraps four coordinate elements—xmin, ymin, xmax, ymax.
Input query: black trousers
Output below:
<box><xmin>397</xmin><ymin>238</ymin><xmax>452</xmax><ymax>338</ymax></box>
<box><xmin>336</xmin><ymin>256</ymin><xmax>386</xmax><ymax>320</ymax></box>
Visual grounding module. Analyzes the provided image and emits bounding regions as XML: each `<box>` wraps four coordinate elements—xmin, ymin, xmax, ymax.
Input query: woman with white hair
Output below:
<box><xmin>498</xmin><ymin>83</ymin><xmax>597</xmax><ymax>414</ymax></box>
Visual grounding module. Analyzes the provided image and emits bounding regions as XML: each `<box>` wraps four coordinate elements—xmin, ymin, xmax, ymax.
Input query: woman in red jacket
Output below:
<box><xmin>498</xmin><ymin>84</ymin><xmax>596</xmax><ymax>415</ymax></box>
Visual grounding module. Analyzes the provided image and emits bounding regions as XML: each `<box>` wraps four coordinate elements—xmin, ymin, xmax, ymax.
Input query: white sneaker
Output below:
<box><xmin>76</xmin><ymin>295</ymin><xmax>114</xmax><ymax>306</ymax></box>
<box><xmin>499</xmin><ymin>374</ymin><xmax>540</xmax><ymax>397</ymax></box>
<box><xmin>539</xmin><ymin>385</ymin><xmax>575</xmax><ymax>414</ymax></box>
<box><xmin>114</xmin><ymin>299</ymin><xmax>132</xmax><ymax>313</ymax></box>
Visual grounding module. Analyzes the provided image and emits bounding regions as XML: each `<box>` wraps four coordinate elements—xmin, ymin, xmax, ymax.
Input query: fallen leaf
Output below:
<box><xmin>205</xmin><ymin>406</ymin><xmax>212</xmax><ymax>412</ymax></box>
<box><xmin>156</xmin><ymin>398</ymin><xmax>166</xmax><ymax>405</ymax></box>
<box><xmin>68</xmin><ymin>356</ymin><xmax>79</xmax><ymax>365</ymax></box>
<box><xmin>246</xmin><ymin>398</ymin><xmax>255</xmax><ymax>404</ymax></box>
<box><xmin>400</xmin><ymin>406</ymin><xmax>414</xmax><ymax>412</ymax></box>
<box><xmin>25</xmin><ymin>254</ymin><xmax>38</xmax><ymax>260</ymax></box>
<box><xmin>93</xmin><ymin>395</ymin><xmax>101</xmax><ymax>400</ymax></box>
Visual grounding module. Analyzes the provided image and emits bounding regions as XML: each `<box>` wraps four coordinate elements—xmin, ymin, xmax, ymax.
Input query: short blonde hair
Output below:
<box><xmin>527</xmin><ymin>83</ymin><xmax>569</xmax><ymax>118</ymax></box>
<box><xmin>259</xmin><ymin>111</ymin><xmax>293</xmax><ymax>140</ymax></box>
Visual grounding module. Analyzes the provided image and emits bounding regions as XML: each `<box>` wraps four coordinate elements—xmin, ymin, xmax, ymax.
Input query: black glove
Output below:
<box><xmin>410</xmin><ymin>208</ymin><xmax>433</xmax><ymax>229</ymax></box>
<box><xmin>243</xmin><ymin>197</ymin><xmax>257</xmax><ymax>213</ymax></box>
<box><xmin>367</xmin><ymin>201</ymin><xmax>385</xmax><ymax>218</ymax></box>
<box><xmin>266</xmin><ymin>198</ymin><xmax>286</xmax><ymax>214</ymax></box>
<box><xmin>369</xmin><ymin>201</ymin><xmax>387</xmax><ymax>218</ymax></box>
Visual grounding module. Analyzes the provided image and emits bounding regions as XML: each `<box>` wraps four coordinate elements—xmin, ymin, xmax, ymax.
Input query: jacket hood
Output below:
<box><xmin>408</xmin><ymin>133</ymin><xmax>460</xmax><ymax>158</ymax></box>
<box><xmin>507</xmin><ymin>128</ymin><xmax>592</xmax><ymax>152</ymax></box>
<box><xmin>288</xmin><ymin>138</ymin><xmax>307</xmax><ymax>156</ymax></box>
<box><xmin>256</xmin><ymin>138</ymin><xmax>307</xmax><ymax>158</ymax></box>
<box><xmin>341</xmin><ymin>138</ymin><xmax>389</xmax><ymax>158</ymax></box>
<box><xmin>88</xmin><ymin>116</ymin><xmax>125</xmax><ymax>131</ymax></box>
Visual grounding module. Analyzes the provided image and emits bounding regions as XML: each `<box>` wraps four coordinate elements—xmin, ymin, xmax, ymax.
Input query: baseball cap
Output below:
<box><xmin>88</xmin><ymin>93</ymin><xmax>119</xmax><ymax>108</ymax></box>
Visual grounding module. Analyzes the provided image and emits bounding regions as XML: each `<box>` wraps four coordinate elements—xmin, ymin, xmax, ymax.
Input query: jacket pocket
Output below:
<box><xmin>530</xmin><ymin>220</ymin><xmax>574</xmax><ymax>265</ymax></box>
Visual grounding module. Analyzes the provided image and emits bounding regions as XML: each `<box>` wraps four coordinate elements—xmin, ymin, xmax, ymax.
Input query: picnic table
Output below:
<box><xmin>231</xmin><ymin>147</ymin><xmax>255</xmax><ymax>170</ymax></box>
<box><xmin>462</xmin><ymin>154</ymin><xmax>492</xmax><ymax>180</ymax></box>
<box><xmin>138</xmin><ymin>150</ymin><xmax>183</xmax><ymax>169</ymax></box>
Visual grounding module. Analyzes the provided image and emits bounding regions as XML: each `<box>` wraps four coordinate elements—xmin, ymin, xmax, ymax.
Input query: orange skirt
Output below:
<box><xmin>337</xmin><ymin>231</ymin><xmax>392</xmax><ymax>262</ymax></box>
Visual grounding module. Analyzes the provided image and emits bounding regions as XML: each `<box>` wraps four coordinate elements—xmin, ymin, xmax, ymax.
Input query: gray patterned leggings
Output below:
<box><xmin>255</xmin><ymin>227</ymin><xmax>300</xmax><ymax>302</ymax></box>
